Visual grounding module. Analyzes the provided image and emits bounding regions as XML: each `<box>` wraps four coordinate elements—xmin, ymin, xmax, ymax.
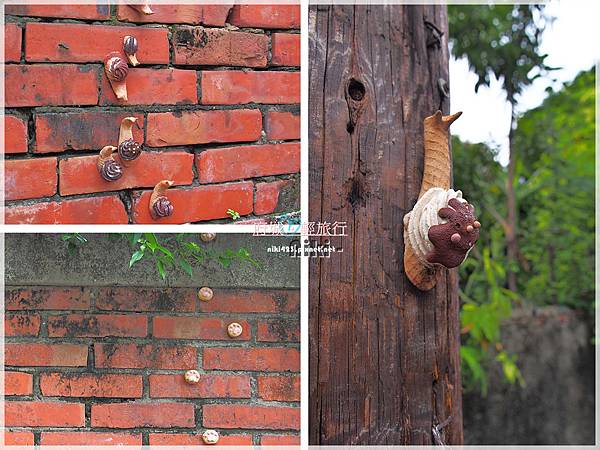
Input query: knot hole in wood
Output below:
<box><xmin>345</xmin><ymin>78</ymin><xmax>367</xmax><ymax>134</ymax></box>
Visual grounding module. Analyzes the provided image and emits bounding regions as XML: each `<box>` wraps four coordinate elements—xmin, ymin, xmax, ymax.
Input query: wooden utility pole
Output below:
<box><xmin>309</xmin><ymin>5</ymin><xmax>463</xmax><ymax>445</ymax></box>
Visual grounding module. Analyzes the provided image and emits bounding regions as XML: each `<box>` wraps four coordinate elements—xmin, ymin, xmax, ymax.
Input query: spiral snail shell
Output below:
<box><xmin>152</xmin><ymin>196</ymin><xmax>173</xmax><ymax>218</ymax></box>
<box><xmin>118</xmin><ymin>138</ymin><xmax>142</xmax><ymax>162</ymax></box>
<box><xmin>123</xmin><ymin>35</ymin><xmax>139</xmax><ymax>66</ymax></box>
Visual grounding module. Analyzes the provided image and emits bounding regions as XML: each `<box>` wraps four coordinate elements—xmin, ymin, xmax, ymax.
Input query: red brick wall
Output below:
<box><xmin>4</xmin><ymin>4</ymin><xmax>300</xmax><ymax>224</ymax></box>
<box><xmin>4</xmin><ymin>286</ymin><xmax>300</xmax><ymax>446</ymax></box>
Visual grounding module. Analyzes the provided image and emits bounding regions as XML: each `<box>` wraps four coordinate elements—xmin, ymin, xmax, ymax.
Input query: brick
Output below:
<box><xmin>203</xmin><ymin>404</ymin><xmax>300</xmax><ymax>430</ymax></box>
<box><xmin>5</xmin><ymin>372</ymin><xmax>33</xmax><ymax>396</ymax></box>
<box><xmin>6</xmin><ymin>287</ymin><xmax>91</xmax><ymax>310</ymax></box>
<box><xmin>229</xmin><ymin>5</ymin><xmax>300</xmax><ymax>29</ymax></box>
<box><xmin>59</xmin><ymin>152</ymin><xmax>194</xmax><ymax>196</ymax></box>
<box><xmin>6</xmin><ymin>5</ymin><xmax>110</xmax><ymax>20</ymax></box>
<box><xmin>47</xmin><ymin>314</ymin><xmax>147</xmax><ymax>338</ymax></box>
<box><xmin>5</xmin><ymin>343</ymin><xmax>88</xmax><ymax>367</ymax></box>
<box><xmin>266</xmin><ymin>111</ymin><xmax>300</xmax><ymax>140</ymax></box>
<box><xmin>25</xmin><ymin>23</ymin><xmax>169</xmax><ymax>64</ymax></box>
<box><xmin>255</xmin><ymin>180</ymin><xmax>293</xmax><ymax>215</ymax></box>
<box><xmin>149</xmin><ymin>374</ymin><xmax>251</xmax><ymax>398</ymax></box>
<box><xmin>202</xmin><ymin>71</ymin><xmax>300</xmax><ymax>105</ymax></box>
<box><xmin>40</xmin><ymin>373</ymin><xmax>142</xmax><ymax>398</ymax></box>
<box><xmin>5</xmin><ymin>195</ymin><xmax>128</xmax><ymax>224</ymax></box>
<box><xmin>146</xmin><ymin>109</ymin><xmax>261</xmax><ymax>147</ymax></box>
<box><xmin>118</xmin><ymin>5</ymin><xmax>231</xmax><ymax>26</ymax></box>
<box><xmin>261</xmin><ymin>435</ymin><xmax>301</xmax><ymax>445</ymax></box>
<box><xmin>203</xmin><ymin>348</ymin><xmax>300</xmax><ymax>372</ymax></box>
<box><xmin>199</xmin><ymin>289</ymin><xmax>300</xmax><ymax>313</ymax></box>
<box><xmin>40</xmin><ymin>432</ymin><xmax>142</xmax><ymax>446</ymax></box>
<box><xmin>6</xmin><ymin>64</ymin><xmax>99</xmax><ymax>107</ymax></box>
<box><xmin>258</xmin><ymin>319</ymin><xmax>300</xmax><ymax>343</ymax></box>
<box><xmin>5</xmin><ymin>23</ymin><xmax>22</xmax><ymax>62</ymax></box>
<box><xmin>6</xmin><ymin>401</ymin><xmax>85</xmax><ymax>427</ymax></box>
<box><xmin>5</xmin><ymin>158</ymin><xmax>57</xmax><ymax>201</ymax></box>
<box><xmin>197</xmin><ymin>143</ymin><xmax>300</xmax><ymax>183</ymax></box>
<box><xmin>272</xmin><ymin>33</ymin><xmax>300</xmax><ymax>66</ymax></box>
<box><xmin>5</xmin><ymin>314</ymin><xmax>41</xmax><ymax>337</ymax></box>
<box><xmin>258</xmin><ymin>376</ymin><xmax>300</xmax><ymax>401</ymax></box>
<box><xmin>174</xmin><ymin>27</ymin><xmax>268</xmax><ymax>67</ymax></box>
<box><xmin>35</xmin><ymin>111</ymin><xmax>144</xmax><ymax>154</ymax></box>
<box><xmin>153</xmin><ymin>317</ymin><xmax>250</xmax><ymax>340</ymax></box>
<box><xmin>149</xmin><ymin>433</ymin><xmax>252</xmax><ymax>446</ymax></box>
<box><xmin>5</xmin><ymin>115</ymin><xmax>28</xmax><ymax>154</ymax></box>
<box><xmin>100</xmin><ymin>68</ymin><xmax>197</xmax><ymax>105</ymax></box>
<box><xmin>5</xmin><ymin>431</ymin><xmax>34</xmax><ymax>446</ymax></box>
<box><xmin>92</xmin><ymin>403</ymin><xmax>195</xmax><ymax>428</ymax></box>
<box><xmin>95</xmin><ymin>287</ymin><xmax>195</xmax><ymax>312</ymax></box>
<box><xmin>95</xmin><ymin>343</ymin><xmax>196</xmax><ymax>369</ymax></box>
<box><xmin>131</xmin><ymin>182</ymin><xmax>253</xmax><ymax>224</ymax></box>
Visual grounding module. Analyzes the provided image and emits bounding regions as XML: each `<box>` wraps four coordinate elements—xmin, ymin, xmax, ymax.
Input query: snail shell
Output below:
<box><xmin>118</xmin><ymin>138</ymin><xmax>142</xmax><ymax>162</ymax></box>
<box><xmin>105</xmin><ymin>56</ymin><xmax>129</xmax><ymax>82</ymax></box>
<box><xmin>100</xmin><ymin>159</ymin><xmax>123</xmax><ymax>182</ymax></box>
<box><xmin>202</xmin><ymin>430</ymin><xmax>219</xmax><ymax>445</ymax></box>
<box><xmin>152</xmin><ymin>196</ymin><xmax>173</xmax><ymax>218</ymax></box>
<box><xmin>123</xmin><ymin>36</ymin><xmax>138</xmax><ymax>56</ymax></box>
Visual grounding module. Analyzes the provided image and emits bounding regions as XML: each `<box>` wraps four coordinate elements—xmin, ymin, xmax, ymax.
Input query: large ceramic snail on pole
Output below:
<box><xmin>403</xmin><ymin>111</ymin><xmax>481</xmax><ymax>291</ymax></box>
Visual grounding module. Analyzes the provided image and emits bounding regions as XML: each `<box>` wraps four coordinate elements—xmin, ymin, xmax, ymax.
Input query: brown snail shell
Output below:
<box><xmin>105</xmin><ymin>56</ymin><xmax>128</xmax><ymax>82</ymax></box>
<box><xmin>198</xmin><ymin>287</ymin><xmax>213</xmax><ymax>302</ymax></box>
<box><xmin>123</xmin><ymin>35</ymin><xmax>139</xmax><ymax>66</ymax></box>
<box><xmin>118</xmin><ymin>139</ymin><xmax>142</xmax><ymax>162</ymax></box>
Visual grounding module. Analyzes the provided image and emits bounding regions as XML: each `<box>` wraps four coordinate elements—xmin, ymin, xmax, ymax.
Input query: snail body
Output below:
<box><xmin>403</xmin><ymin>110</ymin><xmax>480</xmax><ymax>291</ymax></box>
<box><xmin>118</xmin><ymin>117</ymin><xmax>142</xmax><ymax>167</ymax></box>
<box><xmin>97</xmin><ymin>146</ymin><xmax>123</xmax><ymax>182</ymax></box>
<box><xmin>123</xmin><ymin>35</ymin><xmax>139</xmax><ymax>66</ymax></box>
<box><xmin>129</xmin><ymin>2</ymin><xmax>154</xmax><ymax>15</ymax></box>
<box><xmin>150</xmin><ymin>180</ymin><xmax>174</xmax><ymax>220</ymax></box>
<box><xmin>104</xmin><ymin>52</ymin><xmax>129</xmax><ymax>101</ymax></box>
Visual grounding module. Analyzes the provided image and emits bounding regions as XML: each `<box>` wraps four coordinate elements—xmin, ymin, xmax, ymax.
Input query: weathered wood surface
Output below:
<box><xmin>309</xmin><ymin>5</ymin><xmax>463</xmax><ymax>445</ymax></box>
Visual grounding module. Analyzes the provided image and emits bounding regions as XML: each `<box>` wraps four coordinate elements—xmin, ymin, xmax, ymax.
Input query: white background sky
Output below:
<box><xmin>449</xmin><ymin>0</ymin><xmax>599</xmax><ymax>166</ymax></box>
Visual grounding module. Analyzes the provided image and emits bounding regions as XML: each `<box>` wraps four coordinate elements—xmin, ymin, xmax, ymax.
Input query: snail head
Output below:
<box><xmin>100</xmin><ymin>145</ymin><xmax>118</xmax><ymax>158</ymax></box>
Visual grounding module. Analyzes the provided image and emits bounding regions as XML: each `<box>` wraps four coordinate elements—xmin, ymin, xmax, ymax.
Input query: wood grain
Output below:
<box><xmin>309</xmin><ymin>5</ymin><xmax>463</xmax><ymax>445</ymax></box>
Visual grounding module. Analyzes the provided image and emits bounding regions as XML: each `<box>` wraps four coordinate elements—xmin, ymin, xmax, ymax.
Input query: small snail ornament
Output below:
<box><xmin>227</xmin><ymin>322</ymin><xmax>243</xmax><ymax>338</ymax></box>
<box><xmin>118</xmin><ymin>117</ymin><xmax>142</xmax><ymax>167</ymax></box>
<box><xmin>97</xmin><ymin>146</ymin><xmax>123</xmax><ymax>182</ymax></box>
<box><xmin>129</xmin><ymin>2</ymin><xmax>154</xmax><ymax>15</ymax></box>
<box><xmin>123</xmin><ymin>35</ymin><xmax>139</xmax><ymax>66</ymax></box>
<box><xmin>403</xmin><ymin>111</ymin><xmax>481</xmax><ymax>291</ymax></box>
<box><xmin>198</xmin><ymin>287</ymin><xmax>213</xmax><ymax>302</ymax></box>
<box><xmin>149</xmin><ymin>180</ymin><xmax>174</xmax><ymax>220</ymax></box>
<box><xmin>104</xmin><ymin>52</ymin><xmax>129</xmax><ymax>101</ymax></box>
<box><xmin>202</xmin><ymin>430</ymin><xmax>220</xmax><ymax>445</ymax></box>
<box><xmin>184</xmin><ymin>369</ymin><xmax>200</xmax><ymax>385</ymax></box>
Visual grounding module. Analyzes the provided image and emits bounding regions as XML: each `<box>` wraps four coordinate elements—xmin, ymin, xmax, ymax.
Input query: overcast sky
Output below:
<box><xmin>449</xmin><ymin>0</ymin><xmax>599</xmax><ymax>166</ymax></box>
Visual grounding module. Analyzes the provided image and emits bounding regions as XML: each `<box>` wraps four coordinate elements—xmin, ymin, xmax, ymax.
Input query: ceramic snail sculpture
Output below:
<box><xmin>123</xmin><ymin>36</ymin><xmax>139</xmax><ymax>67</ymax></box>
<box><xmin>97</xmin><ymin>146</ymin><xmax>123</xmax><ymax>182</ymax></box>
<box><xmin>202</xmin><ymin>430</ymin><xmax>220</xmax><ymax>445</ymax></box>
<box><xmin>403</xmin><ymin>111</ymin><xmax>480</xmax><ymax>291</ymax></box>
<box><xmin>118</xmin><ymin>117</ymin><xmax>142</xmax><ymax>167</ymax></box>
<box><xmin>104</xmin><ymin>52</ymin><xmax>129</xmax><ymax>101</ymax></box>
<box><xmin>150</xmin><ymin>180</ymin><xmax>174</xmax><ymax>220</ymax></box>
<box><xmin>129</xmin><ymin>2</ymin><xmax>153</xmax><ymax>15</ymax></box>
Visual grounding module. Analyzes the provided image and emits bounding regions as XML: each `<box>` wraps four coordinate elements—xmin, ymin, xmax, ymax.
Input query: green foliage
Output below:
<box><xmin>448</xmin><ymin>4</ymin><xmax>553</xmax><ymax>104</ymax></box>
<box><xmin>515</xmin><ymin>68</ymin><xmax>595</xmax><ymax>311</ymax></box>
<box><xmin>227</xmin><ymin>209</ymin><xmax>241</xmax><ymax>220</ymax></box>
<box><xmin>452</xmin><ymin>68</ymin><xmax>595</xmax><ymax>394</ymax></box>
<box><xmin>63</xmin><ymin>233</ymin><xmax>260</xmax><ymax>280</ymax></box>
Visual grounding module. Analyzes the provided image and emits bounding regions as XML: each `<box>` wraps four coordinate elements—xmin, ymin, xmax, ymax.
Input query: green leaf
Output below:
<box><xmin>129</xmin><ymin>250</ymin><xmax>144</xmax><ymax>268</ymax></box>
